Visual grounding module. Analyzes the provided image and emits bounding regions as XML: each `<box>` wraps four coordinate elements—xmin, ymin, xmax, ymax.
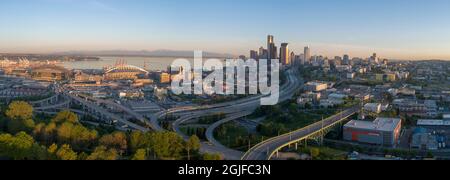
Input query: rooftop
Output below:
<box><xmin>345</xmin><ymin>118</ymin><xmax>402</xmax><ymax>132</ymax></box>
<box><xmin>306</xmin><ymin>81</ymin><xmax>327</xmax><ymax>86</ymax></box>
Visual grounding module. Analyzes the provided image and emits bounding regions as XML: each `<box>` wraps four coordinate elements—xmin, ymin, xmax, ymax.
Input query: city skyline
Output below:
<box><xmin>2</xmin><ymin>0</ymin><xmax>450</xmax><ymax>60</ymax></box>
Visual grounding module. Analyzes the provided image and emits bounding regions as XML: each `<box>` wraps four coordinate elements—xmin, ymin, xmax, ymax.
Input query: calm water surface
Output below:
<box><xmin>63</xmin><ymin>56</ymin><xmax>196</xmax><ymax>71</ymax></box>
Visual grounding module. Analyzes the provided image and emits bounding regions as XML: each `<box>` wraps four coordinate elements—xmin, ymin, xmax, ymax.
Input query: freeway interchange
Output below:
<box><xmin>160</xmin><ymin>67</ymin><xmax>302</xmax><ymax>159</ymax></box>
<box><xmin>33</xmin><ymin>66</ymin><xmax>359</xmax><ymax>160</ymax></box>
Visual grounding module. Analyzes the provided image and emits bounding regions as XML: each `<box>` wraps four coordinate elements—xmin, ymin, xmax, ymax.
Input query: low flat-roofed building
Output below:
<box><xmin>417</xmin><ymin>119</ymin><xmax>445</xmax><ymax>126</ymax></box>
<box><xmin>74</xmin><ymin>72</ymin><xmax>103</xmax><ymax>83</ymax></box>
<box><xmin>31</xmin><ymin>65</ymin><xmax>72</xmax><ymax>81</ymax></box>
<box><xmin>124</xmin><ymin>100</ymin><xmax>161</xmax><ymax>113</ymax></box>
<box><xmin>306</xmin><ymin>81</ymin><xmax>328</xmax><ymax>92</ymax></box>
<box><xmin>397</xmin><ymin>88</ymin><xmax>416</xmax><ymax>96</ymax></box>
<box><xmin>444</xmin><ymin>114</ymin><xmax>450</xmax><ymax>120</ymax></box>
<box><xmin>344</xmin><ymin>118</ymin><xmax>402</xmax><ymax>147</ymax></box>
<box><xmin>347</xmin><ymin>72</ymin><xmax>356</xmax><ymax>79</ymax></box>
<box><xmin>320</xmin><ymin>98</ymin><xmax>345</xmax><ymax>107</ymax></box>
<box><xmin>411</xmin><ymin>132</ymin><xmax>439</xmax><ymax>150</ymax></box>
<box><xmin>118</xmin><ymin>89</ymin><xmax>144</xmax><ymax>99</ymax></box>
<box><xmin>364</xmin><ymin>103</ymin><xmax>382</xmax><ymax>113</ymax></box>
<box><xmin>328</xmin><ymin>93</ymin><xmax>348</xmax><ymax>100</ymax></box>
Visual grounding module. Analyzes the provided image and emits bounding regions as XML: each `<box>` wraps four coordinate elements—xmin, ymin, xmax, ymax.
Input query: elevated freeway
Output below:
<box><xmin>242</xmin><ymin>106</ymin><xmax>360</xmax><ymax>160</ymax></box>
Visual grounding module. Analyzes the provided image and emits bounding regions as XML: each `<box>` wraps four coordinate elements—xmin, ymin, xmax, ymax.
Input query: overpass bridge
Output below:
<box><xmin>242</xmin><ymin>106</ymin><xmax>360</xmax><ymax>160</ymax></box>
<box><xmin>30</xmin><ymin>90</ymin><xmax>149</xmax><ymax>132</ymax></box>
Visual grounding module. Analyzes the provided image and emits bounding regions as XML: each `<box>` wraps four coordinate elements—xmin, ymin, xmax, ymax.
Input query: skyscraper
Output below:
<box><xmin>272</xmin><ymin>45</ymin><xmax>278</xmax><ymax>60</ymax></box>
<box><xmin>280</xmin><ymin>43</ymin><xmax>290</xmax><ymax>65</ymax></box>
<box><xmin>267</xmin><ymin>35</ymin><xmax>277</xmax><ymax>60</ymax></box>
<box><xmin>250</xmin><ymin>50</ymin><xmax>259</xmax><ymax>60</ymax></box>
<box><xmin>290</xmin><ymin>51</ymin><xmax>296</xmax><ymax>65</ymax></box>
<box><xmin>343</xmin><ymin>54</ymin><xmax>350</xmax><ymax>65</ymax></box>
<box><xmin>304</xmin><ymin>46</ymin><xmax>311</xmax><ymax>64</ymax></box>
<box><xmin>259</xmin><ymin>47</ymin><xmax>268</xmax><ymax>59</ymax></box>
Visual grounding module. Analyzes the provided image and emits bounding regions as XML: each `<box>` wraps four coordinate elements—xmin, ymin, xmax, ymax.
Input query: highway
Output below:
<box><xmin>64</xmin><ymin>92</ymin><xmax>150</xmax><ymax>132</ymax></box>
<box><xmin>242</xmin><ymin>106</ymin><xmax>360</xmax><ymax>160</ymax></box>
<box><xmin>203</xmin><ymin>111</ymin><xmax>253</xmax><ymax>159</ymax></box>
<box><xmin>73</xmin><ymin>93</ymin><xmax>158</xmax><ymax>130</ymax></box>
<box><xmin>31</xmin><ymin>66</ymin><xmax>303</xmax><ymax>160</ymax></box>
<box><xmin>167</xmin><ymin>67</ymin><xmax>302</xmax><ymax>159</ymax></box>
<box><xmin>151</xmin><ymin>67</ymin><xmax>302</xmax><ymax>132</ymax></box>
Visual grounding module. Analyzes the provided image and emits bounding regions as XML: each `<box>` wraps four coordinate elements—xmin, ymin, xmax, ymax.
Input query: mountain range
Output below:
<box><xmin>53</xmin><ymin>50</ymin><xmax>235</xmax><ymax>58</ymax></box>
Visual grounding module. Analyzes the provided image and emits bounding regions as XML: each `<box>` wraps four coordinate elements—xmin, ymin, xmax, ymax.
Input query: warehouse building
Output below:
<box><xmin>306</xmin><ymin>81</ymin><xmax>328</xmax><ymax>92</ymax></box>
<box><xmin>343</xmin><ymin>118</ymin><xmax>402</xmax><ymax>147</ymax></box>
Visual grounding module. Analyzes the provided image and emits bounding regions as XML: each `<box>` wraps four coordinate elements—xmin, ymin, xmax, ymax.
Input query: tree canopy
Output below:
<box><xmin>5</xmin><ymin>101</ymin><xmax>33</xmax><ymax>120</ymax></box>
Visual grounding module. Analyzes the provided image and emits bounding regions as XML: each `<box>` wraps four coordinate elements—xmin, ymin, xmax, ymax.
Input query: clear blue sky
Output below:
<box><xmin>1</xmin><ymin>0</ymin><xmax>450</xmax><ymax>60</ymax></box>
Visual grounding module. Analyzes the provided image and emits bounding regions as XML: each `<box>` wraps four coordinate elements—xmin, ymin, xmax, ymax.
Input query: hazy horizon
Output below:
<box><xmin>2</xmin><ymin>0</ymin><xmax>450</xmax><ymax>60</ymax></box>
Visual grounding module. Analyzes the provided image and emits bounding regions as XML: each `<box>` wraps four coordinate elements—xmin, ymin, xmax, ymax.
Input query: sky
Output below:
<box><xmin>1</xmin><ymin>0</ymin><xmax>450</xmax><ymax>60</ymax></box>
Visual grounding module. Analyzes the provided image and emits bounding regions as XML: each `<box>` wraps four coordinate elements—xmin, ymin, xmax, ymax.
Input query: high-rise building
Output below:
<box><xmin>299</xmin><ymin>53</ymin><xmax>305</xmax><ymax>65</ymax></box>
<box><xmin>304</xmin><ymin>46</ymin><xmax>311</xmax><ymax>64</ymax></box>
<box><xmin>290</xmin><ymin>51</ymin><xmax>296</xmax><ymax>65</ymax></box>
<box><xmin>258</xmin><ymin>47</ymin><xmax>268</xmax><ymax>59</ymax></box>
<box><xmin>343</xmin><ymin>54</ymin><xmax>350</xmax><ymax>65</ymax></box>
<box><xmin>250</xmin><ymin>50</ymin><xmax>259</xmax><ymax>60</ymax></box>
<box><xmin>280</xmin><ymin>43</ymin><xmax>290</xmax><ymax>65</ymax></box>
<box><xmin>272</xmin><ymin>45</ymin><xmax>278</xmax><ymax>60</ymax></box>
<box><xmin>267</xmin><ymin>35</ymin><xmax>274</xmax><ymax>59</ymax></box>
<box><xmin>259</xmin><ymin>47</ymin><xmax>265</xmax><ymax>57</ymax></box>
<box><xmin>267</xmin><ymin>35</ymin><xmax>277</xmax><ymax>60</ymax></box>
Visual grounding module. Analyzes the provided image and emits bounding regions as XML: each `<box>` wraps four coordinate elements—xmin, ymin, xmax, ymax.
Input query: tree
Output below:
<box><xmin>203</xmin><ymin>153</ymin><xmax>223</xmax><ymax>160</ymax></box>
<box><xmin>7</xmin><ymin>118</ymin><xmax>35</xmax><ymax>134</ymax></box>
<box><xmin>99</xmin><ymin>131</ymin><xmax>127</xmax><ymax>154</ymax></box>
<box><xmin>0</xmin><ymin>115</ymin><xmax>6</xmax><ymax>132</ymax></box>
<box><xmin>52</xmin><ymin>110</ymin><xmax>79</xmax><ymax>124</ymax></box>
<box><xmin>186</xmin><ymin>135</ymin><xmax>201</xmax><ymax>160</ymax></box>
<box><xmin>0</xmin><ymin>132</ymin><xmax>45</xmax><ymax>160</ymax></box>
<box><xmin>131</xmin><ymin>149</ymin><xmax>147</xmax><ymax>160</ymax></box>
<box><xmin>150</xmin><ymin>132</ymin><xmax>184</xmax><ymax>160</ymax></box>
<box><xmin>129</xmin><ymin>131</ymin><xmax>145</xmax><ymax>153</ymax></box>
<box><xmin>5</xmin><ymin>101</ymin><xmax>33</xmax><ymax>121</ymax></box>
<box><xmin>310</xmin><ymin>148</ymin><xmax>321</xmax><ymax>159</ymax></box>
<box><xmin>87</xmin><ymin>146</ymin><xmax>118</xmax><ymax>160</ymax></box>
<box><xmin>43</xmin><ymin>122</ymin><xmax>57</xmax><ymax>144</ymax></box>
<box><xmin>4</xmin><ymin>102</ymin><xmax>35</xmax><ymax>134</ymax></box>
<box><xmin>56</xmin><ymin>144</ymin><xmax>78</xmax><ymax>160</ymax></box>
<box><xmin>77</xmin><ymin>152</ymin><xmax>89</xmax><ymax>160</ymax></box>
<box><xmin>57</xmin><ymin>122</ymin><xmax>98</xmax><ymax>150</ymax></box>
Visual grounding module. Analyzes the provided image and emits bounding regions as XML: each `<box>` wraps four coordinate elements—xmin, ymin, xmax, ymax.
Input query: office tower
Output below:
<box><xmin>299</xmin><ymin>53</ymin><xmax>305</xmax><ymax>65</ymax></box>
<box><xmin>272</xmin><ymin>45</ymin><xmax>278</xmax><ymax>60</ymax></box>
<box><xmin>280</xmin><ymin>43</ymin><xmax>289</xmax><ymax>64</ymax></box>
<box><xmin>250</xmin><ymin>50</ymin><xmax>259</xmax><ymax>60</ymax></box>
<box><xmin>267</xmin><ymin>35</ymin><xmax>274</xmax><ymax>59</ymax></box>
<box><xmin>259</xmin><ymin>47</ymin><xmax>265</xmax><ymax>57</ymax></box>
<box><xmin>290</xmin><ymin>51</ymin><xmax>296</xmax><ymax>65</ymax></box>
<box><xmin>304</xmin><ymin>46</ymin><xmax>311</xmax><ymax>64</ymax></box>
<box><xmin>343</xmin><ymin>54</ymin><xmax>350</xmax><ymax>65</ymax></box>
<box><xmin>258</xmin><ymin>47</ymin><xmax>268</xmax><ymax>59</ymax></box>
<box><xmin>267</xmin><ymin>35</ymin><xmax>277</xmax><ymax>60</ymax></box>
<box><xmin>267</xmin><ymin>35</ymin><xmax>274</xmax><ymax>46</ymax></box>
<box><xmin>280</xmin><ymin>43</ymin><xmax>289</xmax><ymax>65</ymax></box>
